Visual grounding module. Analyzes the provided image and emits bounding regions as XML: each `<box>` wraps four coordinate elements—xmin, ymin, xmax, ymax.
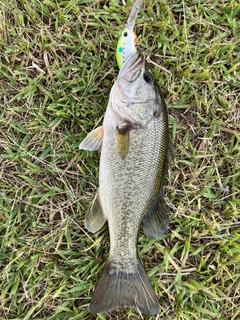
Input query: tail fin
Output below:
<box><xmin>90</xmin><ymin>259</ymin><xmax>159</xmax><ymax>315</ymax></box>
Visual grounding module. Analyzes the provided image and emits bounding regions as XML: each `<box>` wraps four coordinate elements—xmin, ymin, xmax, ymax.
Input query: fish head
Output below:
<box><xmin>112</xmin><ymin>52</ymin><xmax>161</xmax><ymax>127</ymax></box>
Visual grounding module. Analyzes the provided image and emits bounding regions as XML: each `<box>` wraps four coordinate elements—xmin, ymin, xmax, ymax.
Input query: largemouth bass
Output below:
<box><xmin>79</xmin><ymin>50</ymin><xmax>173</xmax><ymax>315</ymax></box>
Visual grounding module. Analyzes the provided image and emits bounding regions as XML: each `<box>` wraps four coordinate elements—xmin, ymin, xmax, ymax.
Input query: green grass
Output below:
<box><xmin>0</xmin><ymin>0</ymin><xmax>239</xmax><ymax>319</ymax></box>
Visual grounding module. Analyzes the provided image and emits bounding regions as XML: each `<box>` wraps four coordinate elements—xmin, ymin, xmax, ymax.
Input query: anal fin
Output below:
<box><xmin>84</xmin><ymin>192</ymin><xmax>107</xmax><ymax>233</ymax></box>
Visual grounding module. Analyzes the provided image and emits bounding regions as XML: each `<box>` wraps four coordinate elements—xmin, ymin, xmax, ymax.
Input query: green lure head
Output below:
<box><xmin>116</xmin><ymin>28</ymin><xmax>137</xmax><ymax>69</ymax></box>
<box><xmin>116</xmin><ymin>0</ymin><xmax>142</xmax><ymax>69</ymax></box>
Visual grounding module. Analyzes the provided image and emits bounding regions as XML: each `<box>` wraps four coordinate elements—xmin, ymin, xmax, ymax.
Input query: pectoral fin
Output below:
<box><xmin>142</xmin><ymin>192</ymin><xmax>169</xmax><ymax>239</ymax></box>
<box><xmin>84</xmin><ymin>192</ymin><xmax>107</xmax><ymax>233</ymax></box>
<box><xmin>79</xmin><ymin>126</ymin><xmax>104</xmax><ymax>151</ymax></box>
<box><xmin>116</xmin><ymin>131</ymin><xmax>130</xmax><ymax>159</ymax></box>
<box><xmin>116</xmin><ymin>122</ymin><xmax>131</xmax><ymax>159</ymax></box>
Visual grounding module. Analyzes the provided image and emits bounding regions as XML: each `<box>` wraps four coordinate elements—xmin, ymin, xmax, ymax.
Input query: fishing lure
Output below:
<box><xmin>116</xmin><ymin>0</ymin><xmax>143</xmax><ymax>69</ymax></box>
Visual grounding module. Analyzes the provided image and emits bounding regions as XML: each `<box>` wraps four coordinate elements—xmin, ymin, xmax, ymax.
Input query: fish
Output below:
<box><xmin>79</xmin><ymin>0</ymin><xmax>173</xmax><ymax>316</ymax></box>
<box><xmin>79</xmin><ymin>52</ymin><xmax>173</xmax><ymax>314</ymax></box>
<box><xmin>116</xmin><ymin>0</ymin><xmax>142</xmax><ymax>69</ymax></box>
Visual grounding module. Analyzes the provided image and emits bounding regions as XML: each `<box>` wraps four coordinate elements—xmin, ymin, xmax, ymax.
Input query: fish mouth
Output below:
<box><xmin>118</xmin><ymin>52</ymin><xmax>144</xmax><ymax>80</ymax></box>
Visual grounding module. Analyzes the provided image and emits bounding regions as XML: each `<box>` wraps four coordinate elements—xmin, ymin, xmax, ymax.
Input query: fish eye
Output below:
<box><xmin>123</xmin><ymin>31</ymin><xmax>128</xmax><ymax>37</ymax></box>
<box><xmin>143</xmin><ymin>71</ymin><xmax>153</xmax><ymax>83</ymax></box>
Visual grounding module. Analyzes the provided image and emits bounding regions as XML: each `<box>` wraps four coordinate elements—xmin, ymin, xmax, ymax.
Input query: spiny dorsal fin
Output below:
<box><xmin>79</xmin><ymin>126</ymin><xmax>104</xmax><ymax>151</ymax></box>
<box><xmin>84</xmin><ymin>192</ymin><xmax>107</xmax><ymax>233</ymax></box>
<box><xmin>159</xmin><ymin>140</ymin><xmax>174</xmax><ymax>191</ymax></box>
<box><xmin>167</xmin><ymin>140</ymin><xmax>175</xmax><ymax>167</ymax></box>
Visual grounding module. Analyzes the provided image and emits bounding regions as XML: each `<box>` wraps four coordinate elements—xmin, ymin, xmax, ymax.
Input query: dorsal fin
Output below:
<box><xmin>142</xmin><ymin>192</ymin><xmax>169</xmax><ymax>239</ymax></box>
<box><xmin>142</xmin><ymin>140</ymin><xmax>174</xmax><ymax>239</ymax></box>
